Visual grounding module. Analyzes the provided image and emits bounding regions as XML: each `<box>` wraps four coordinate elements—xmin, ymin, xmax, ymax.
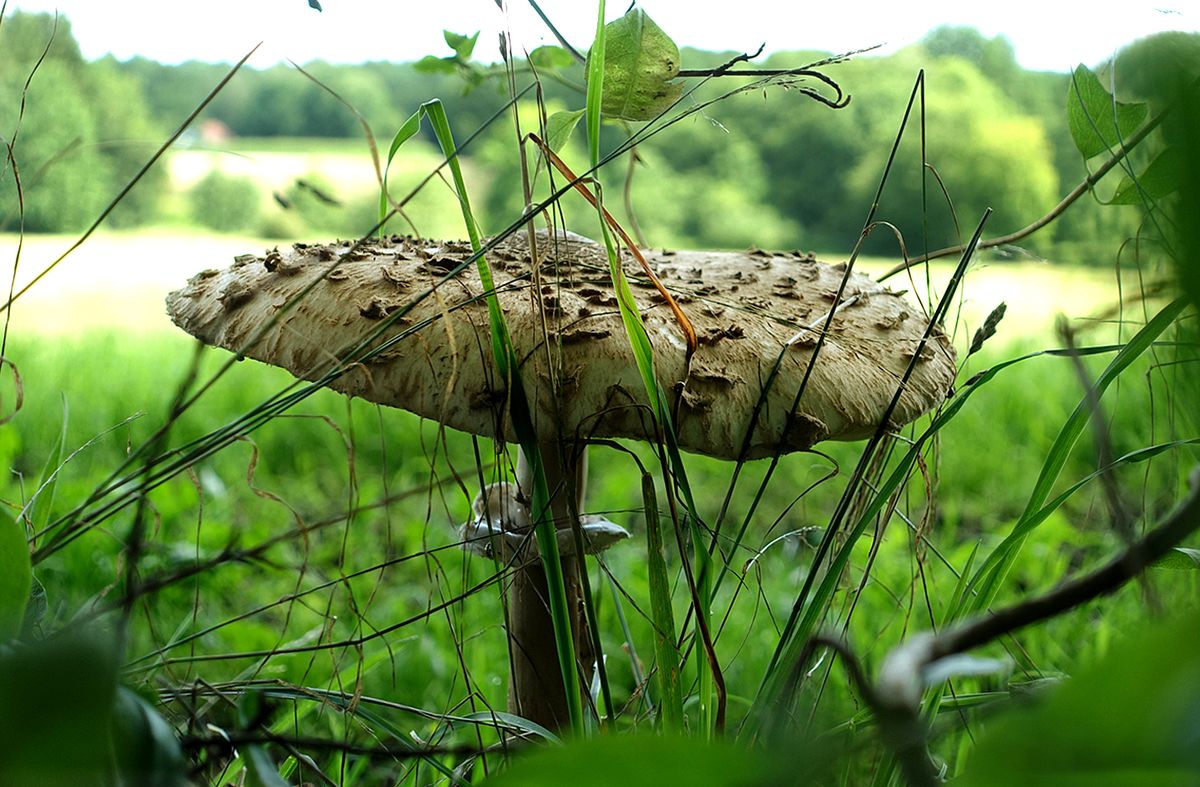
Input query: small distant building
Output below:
<box><xmin>199</xmin><ymin>118</ymin><xmax>234</xmax><ymax>145</ymax></box>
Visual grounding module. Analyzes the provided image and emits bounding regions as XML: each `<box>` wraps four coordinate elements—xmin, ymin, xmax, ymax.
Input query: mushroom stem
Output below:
<box><xmin>509</xmin><ymin>442</ymin><xmax>590</xmax><ymax>729</ymax></box>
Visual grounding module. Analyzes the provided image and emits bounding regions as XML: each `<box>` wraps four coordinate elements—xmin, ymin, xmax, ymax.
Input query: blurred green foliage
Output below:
<box><xmin>189</xmin><ymin>168</ymin><xmax>262</xmax><ymax>232</ymax></box>
<box><xmin>2</xmin><ymin>9</ymin><xmax>1177</xmax><ymax>264</ymax></box>
<box><xmin>0</xmin><ymin>12</ymin><xmax>167</xmax><ymax>232</ymax></box>
<box><xmin>956</xmin><ymin>610</ymin><xmax>1200</xmax><ymax>787</ymax></box>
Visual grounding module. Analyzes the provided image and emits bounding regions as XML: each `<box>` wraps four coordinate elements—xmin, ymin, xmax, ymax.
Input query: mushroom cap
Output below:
<box><xmin>166</xmin><ymin>230</ymin><xmax>956</xmax><ymax>460</ymax></box>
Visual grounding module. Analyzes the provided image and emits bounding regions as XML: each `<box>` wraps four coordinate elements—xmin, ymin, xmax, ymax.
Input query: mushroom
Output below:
<box><xmin>166</xmin><ymin>228</ymin><xmax>957</xmax><ymax>730</ymax></box>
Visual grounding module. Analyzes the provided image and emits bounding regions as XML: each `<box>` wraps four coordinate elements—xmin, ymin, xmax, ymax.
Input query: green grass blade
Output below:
<box><xmin>384</xmin><ymin>98</ymin><xmax>584</xmax><ymax>730</ymax></box>
<box><xmin>377</xmin><ymin>110</ymin><xmax>423</xmax><ymax>237</ymax></box>
<box><xmin>26</xmin><ymin>397</ymin><xmax>68</xmax><ymax>534</ymax></box>
<box><xmin>0</xmin><ymin>512</ymin><xmax>30</xmax><ymax>640</ymax></box>
<box><xmin>585</xmin><ymin>0</ymin><xmax>606</xmax><ymax>168</ymax></box>
<box><xmin>642</xmin><ymin>472</ymin><xmax>683</xmax><ymax>729</ymax></box>
<box><xmin>586</xmin><ymin>0</ymin><xmax>719</xmax><ymax>733</ymax></box>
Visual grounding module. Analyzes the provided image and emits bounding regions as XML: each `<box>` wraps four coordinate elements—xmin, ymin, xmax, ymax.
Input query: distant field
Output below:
<box><xmin>1</xmin><ymin>229</ymin><xmax>1133</xmax><ymax>345</ymax></box>
<box><xmin>168</xmin><ymin>137</ymin><xmax>382</xmax><ymax>194</ymax></box>
<box><xmin>162</xmin><ymin>136</ymin><xmax>475</xmax><ymax>238</ymax></box>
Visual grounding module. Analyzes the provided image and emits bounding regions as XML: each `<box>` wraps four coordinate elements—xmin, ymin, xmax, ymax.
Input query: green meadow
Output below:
<box><xmin>2</xmin><ymin>6</ymin><xmax>1199</xmax><ymax>785</ymax></box>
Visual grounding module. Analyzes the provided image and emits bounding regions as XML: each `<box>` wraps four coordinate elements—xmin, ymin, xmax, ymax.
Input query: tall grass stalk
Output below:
<box><xmin>584</xmin><ymin>0</ymin><xmax>721</xmax><ymax>733</ymax></box>
<box><xmin>383</xmin><ymin>98</ymin><xmax>585</xmax><ymax>731</ymax></box>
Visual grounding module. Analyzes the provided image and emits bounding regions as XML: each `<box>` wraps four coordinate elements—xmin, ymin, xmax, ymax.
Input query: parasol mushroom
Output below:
<box><xmin>166</xmin><ymin>228</ymin><xmax>957</xmax><ymax>731</ymax></box>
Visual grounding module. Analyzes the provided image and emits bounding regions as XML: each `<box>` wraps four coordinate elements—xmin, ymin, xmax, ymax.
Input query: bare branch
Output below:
<box><xmin>879</xmin><ymin>110</ymin><xmax>1167</xmax><ymax>280</ymax></box>
<box><xmin>878</xmin><ymin>465</ymin><xmax>1200</xmax><ymax>711</ymax></box>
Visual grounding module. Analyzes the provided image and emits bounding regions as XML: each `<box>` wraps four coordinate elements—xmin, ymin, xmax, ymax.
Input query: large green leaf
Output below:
<box><xmin>956</xmin><ymin>610</ymin><xmax>1200</xmax><ymax>786</ymax></box>
<box><xmin>0</xmin><ymin>633</ymin><xmax>121</xmax><ymax>785</ymax></box>
<box><xmin>1109</xmin><ymin>146</ymin><xmax>1185</xmax><ymax>204</ymax></box>
<box><xmin>0</xmin><ymin>513</ymin><xmax>30</xmax><ymax>640</ymax></box>
<box><xmin>1067</xmin><ymin>64</ymin><xmax>1148</xmax><ymax>159</ymax></box>
<box><xmin>111</xmin><ymin>687</ymin><xmax>186</xmax><ymax>787</ymax></box>
<box><xmin>587</xmin><ymin>9</ymin><xmax>682</xmax><ymax>121</ymax></box>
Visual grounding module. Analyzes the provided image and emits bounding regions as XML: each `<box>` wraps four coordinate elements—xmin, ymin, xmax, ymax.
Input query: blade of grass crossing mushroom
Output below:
<box><xmin>754</xmin><ymin>212</ymin><xmax>986</xmax><ymax>729</ymax></box>
<box><xmin>389</xmin><ymin>99</ymin><xmax>585</xmax><ymax>731</ymax></box>
<box><xmin>527</xmin><ymin>132</ymin><xmax>697</xmax><ymax>356</ymax></box>
<box><xmin>586</xmin><ymin>0</ymin><xmax>722</xmax><ymax>734</ymax></box>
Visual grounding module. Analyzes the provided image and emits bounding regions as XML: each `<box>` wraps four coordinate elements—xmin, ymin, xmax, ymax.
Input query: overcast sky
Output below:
<box><xmin>6</xmin><ymin>1</ymin><xmax>1198</xmax><ymax>72</ymax></box>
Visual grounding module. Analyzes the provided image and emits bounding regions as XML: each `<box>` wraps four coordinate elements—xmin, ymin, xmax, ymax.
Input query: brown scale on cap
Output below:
<box><xmin>167</xmin><ymin>230</ymin><xmax>957</xmax><ymax>460</ymax></box>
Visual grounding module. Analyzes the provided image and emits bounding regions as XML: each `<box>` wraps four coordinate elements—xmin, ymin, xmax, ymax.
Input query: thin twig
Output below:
<box><xmin>526</xmin><ymin>0</ymin><xmax>586</xmax><ymax>64</ymax></box>
<box><xmin>879</xmin><ymin>110</ymin><xmax>1167</xmax><ymax>279</ymax></box>
<box><xmin>871</xmin><ymin>466</ymin><xmax>1200</xmax><ymax>765</ymax></box>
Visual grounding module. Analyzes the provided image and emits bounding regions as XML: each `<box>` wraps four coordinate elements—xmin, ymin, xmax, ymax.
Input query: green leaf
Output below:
<box><xmin>455</xmin><ymin>711</ymin><xmax>560</xmax><ymax>743</ymax></box>
<box><xmin>111</xmin><ymin>688</ymin><xmax>186</xmax><ymax>787</ymax></box>
<box><xmin>27</xmin><ymin>398</ymin><xmax>68</xmax><ymax>536</ymax></box>
<box><xmin>956</xmin><ymin>610</ymin><xmax>1200</xmax><ymax>787</ymax></box>
<box><xmin>587</xmin><ymin>8</ymin><xmax>683</xmax><ymax>121</ymax></box>
<box><xmin>1153</xmin><ymin>546</ymin><xmax>1200</xmax><ymax>570</ymax></box>
<box><xmin>413</xmin><ymin>55</ymin><xmax>458</xmax><ymax>75</ymax></box>
<box><xmin>1109</xmin><ymin>146</ymin><xmax>1185</xmax><ymax>204</ymax></box>
<box><xmin>443</xmin><ymin>30</ymin><xmax>479</xmax><ymax>61</ymax></box>
<box><xmin>1067</xmin><ymin>64</ymin><xmax>1148</xmax><ymax>159</ymax></box>
<box><xmin>379</xmin><ymin>107</ymin><xmax>426</xmax><ymax>234</ymax></box>
<box><xmin>0</xmin><ymin>513</ymin><xmax>30</xmax><ymax>640</ymax></box>
<box><xmin>545</xmin><ymin>109</ymin><xmax>586</xmax><ymax>152</ymax></box>
<box><xmin>0</xmin><ymin>633</ymin><xmax>120</xmax><ymax>785</ymax></box>
<box><xmin>529</xmin><ymin>45</ymin><xmax>577</xmax><ymax>70</ymax></box>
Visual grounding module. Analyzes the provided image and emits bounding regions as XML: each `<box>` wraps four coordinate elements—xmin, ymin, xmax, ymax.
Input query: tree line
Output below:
<box><xmin>2</xmin><ymin>10</ymin><xmax>1175</xmax><ymax>264</ymax></box>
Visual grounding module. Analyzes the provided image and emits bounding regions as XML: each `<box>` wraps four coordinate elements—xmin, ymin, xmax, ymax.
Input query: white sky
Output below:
<box><xmin>6</xmin><ymin>0</ymin><xmax>1199</xmax><ymax>72</ymax></box>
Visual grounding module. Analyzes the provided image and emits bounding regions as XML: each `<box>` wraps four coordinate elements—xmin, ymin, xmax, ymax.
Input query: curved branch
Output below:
<box><xmin>879</xmin><ymin>109</ymin><xmax>1168</xmax><ymax>280</ymax></box>
<box><xmin>878</xmin><ymin>465</ymin><xmax>1200</xmax><ymax>712</ymax></box>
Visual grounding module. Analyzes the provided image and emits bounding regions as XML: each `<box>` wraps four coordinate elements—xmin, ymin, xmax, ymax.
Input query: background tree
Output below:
<box><xmin>0</xmin><ymin>12</ymin><xmax>166</xmax><ymax>232</ymax></box>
